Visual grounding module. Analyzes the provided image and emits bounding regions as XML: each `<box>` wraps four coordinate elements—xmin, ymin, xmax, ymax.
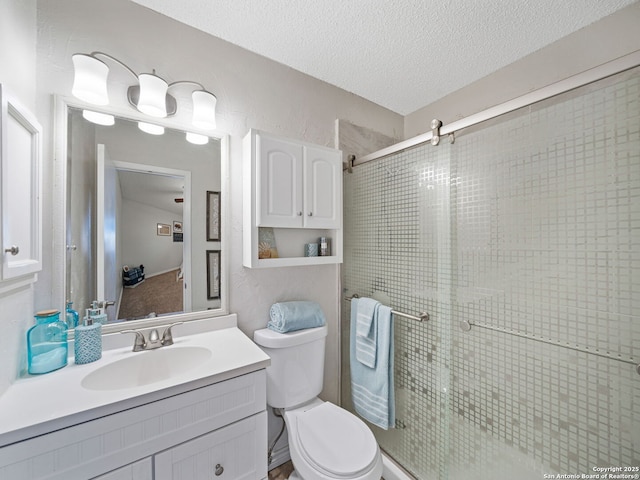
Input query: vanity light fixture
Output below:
<box><xmin>82</xmin><ymin>110</ymin><xmax>115</xmax><ymax>126</ymax></box>
<box><xmin>185</xmin><ymin>132</ymin><xmax>209</xmax><ymax>145</ymax></box>
<box><xmin>138</xmin><ymin>122</ymin><xmax>165</xmax><ymax>135</ymax></box>
<box><xmin>71</xmin><ymin>52</ymin><xmax>217</xmax><ymax>131</ymax></box>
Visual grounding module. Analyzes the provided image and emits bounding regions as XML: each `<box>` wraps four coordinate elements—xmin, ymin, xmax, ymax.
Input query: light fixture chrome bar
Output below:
<box><xmin>168</xmin><ymin>80</ymin><xmax>206</xmax><ymax>90</ymax></box>
<box><xmin>460</xmin><ymin>320</ymin><xmax>640</xmax><ymax>375</ymax></box>
<box><xmin>354</xmin><ymin>50</ymin><xmax>640</xmax><ymax>167</ymax></box>
<box><xmin>72</xmin><ymin>51</ymin><xmax>218</xmax><ymax>130</ymax></box>
<box><xmin>344</xmin><ymin>294</ymin><xmax>429</xmax><ymax>322</ymax></box>
<box><xmin>91</xmin><ymin>51</ymin><xmax>138</xmax><ymax>79</ymax></box>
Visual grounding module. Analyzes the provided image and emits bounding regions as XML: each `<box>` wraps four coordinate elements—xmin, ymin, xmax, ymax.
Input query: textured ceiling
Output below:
<box><xmin>130</xmin><ymin>0</ymin><xmax>637</xmax><ymax>115</ymax></box>
<box><xmin>118</xmin><ymin>169</ymin><xmax>185</xmax><ymax>216</ymax></box>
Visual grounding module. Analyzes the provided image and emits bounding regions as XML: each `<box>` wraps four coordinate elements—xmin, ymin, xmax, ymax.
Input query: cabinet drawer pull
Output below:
<box><xmin>215</xmin><ymin>463</ymin><xmax>224</xmax><ymax>476</ymax></box>
<box><xmin>4</xmin><ymin>245</ymin><xmax>19</xmax><ymax>256</ymax></box>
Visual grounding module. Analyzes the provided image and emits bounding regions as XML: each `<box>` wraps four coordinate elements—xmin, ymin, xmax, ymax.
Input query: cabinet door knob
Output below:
<box><xmin>297</xmin><ymin>211</ymin><xmax>302</xmax><ymax>216</ymax></box>
<box><xmin>308</xmin><ymin>212</ymin><xmax>313</xmax><ymax>216</ymax></box>
<box><xmin>4</xmin><ymin>245</ymin><xmax>19</xmax><ymax>256</ymax></box>
<box><xmin>215</xmin><ymin>464</ymin><xmax>224</xmax><ymax>476</ymax></box>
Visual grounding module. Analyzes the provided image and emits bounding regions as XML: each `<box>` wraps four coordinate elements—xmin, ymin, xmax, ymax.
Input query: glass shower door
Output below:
<box><xmin>342</xmin><ymin>65</ymin><xmax>640</xmax><ymax>480</ymax></box>
<box><xmin>446</xmin><ymin>67</ymin><xmax>640</xmax><ymax>479</ymax></box>
<box><xmin>341</xmin><ymin>141</ymin><xmax>454</xmax><ymax>480</ymax></box>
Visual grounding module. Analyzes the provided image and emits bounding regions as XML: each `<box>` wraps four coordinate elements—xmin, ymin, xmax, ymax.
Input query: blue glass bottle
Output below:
<box><xmin>65</xmin><ymin>301</ymin><xmax>79</xmax><ymax>329</ymax></box>
<box><xmin>27</xmin><ymin>310</ymin><xmax>68</xmax><ymax>375</ymax></box>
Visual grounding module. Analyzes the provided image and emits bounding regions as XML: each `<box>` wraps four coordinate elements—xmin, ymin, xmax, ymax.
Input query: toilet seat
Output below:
<box><xmin>294</xmin><ymin>402</ymin><xmax>379</xmax><ymax>478</ymax></box>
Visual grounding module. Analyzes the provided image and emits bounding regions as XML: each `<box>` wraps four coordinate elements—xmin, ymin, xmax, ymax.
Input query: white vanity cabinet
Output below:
<box><xmin>0</xmin><ymin>84</ymin><xmax>42</xmax><ymax>288</ymax></box>
<box><xmin>243</xmin><ymin>129</ymin><xmax>343</xmax><ymax>268</ymax></box>
<box><xmin>92</xmin><ymin>458</ymin><xmax>153</xmax><ymax>480</ymax></box>
<box><xmin>155</xmin><ymin>413</ymin><xmax>265</xmax><ymax>480</ymax></box>
<box><xmin>0</xmin><ymin>370</ymin><xmax>268</xmax><ymax>480</ymax></box>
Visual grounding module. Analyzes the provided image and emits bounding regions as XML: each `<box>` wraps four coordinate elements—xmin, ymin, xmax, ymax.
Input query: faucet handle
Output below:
<box><xmin>161</xmin><ymin>322</ymin><xmax>184</xmax><ymax>346</ymax></box>
<box><xmin>149</xmin><ymin>329</ymin><xmax>160</xmax><ymax>343</ymax></box>
<box><xmin>121</xmin><ymin>329</ymin><xmax>146</xmax><ymax>352</ymax></box>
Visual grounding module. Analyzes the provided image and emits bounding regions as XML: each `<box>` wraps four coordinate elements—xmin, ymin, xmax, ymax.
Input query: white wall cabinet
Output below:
<box><xmin>0</xmin><ymin>370</ymin><xmax>267</xmax><ymax>480</ymax></box>
<box><xmin>0</xmin><ymin>84</ymin><xmax>42</xmax><ymax>288</ymax></box>
<box><xmin>256</xmin><ymin>134</ymin><xmax>341</xmax><ymax>229</ymax></box>
<box><xmin>243</xmin><ymin>129</ymin><xmax>343</xmax><ymax>268</ymax></box>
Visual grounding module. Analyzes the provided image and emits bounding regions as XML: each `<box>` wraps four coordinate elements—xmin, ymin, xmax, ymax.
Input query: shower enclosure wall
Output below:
<box><xmin>340</xmin><ymin>64</ymin><xmax>640</xmax><ymax>479</ymax></box>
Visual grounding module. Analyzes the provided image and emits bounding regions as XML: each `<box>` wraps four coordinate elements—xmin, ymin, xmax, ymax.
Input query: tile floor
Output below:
<box><xmin>268</xmin><ymin>460</ymin><xmax>294</xmax><ymax>480</ymax></box>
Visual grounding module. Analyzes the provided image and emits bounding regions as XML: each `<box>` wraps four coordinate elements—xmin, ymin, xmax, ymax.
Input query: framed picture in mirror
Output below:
<box><xmin>206</xmin><ymin>249</ymin><xmax>221</xmax><ymax>300</ymax></box>
<box><xmin>206</xmin><ymin>191</ymin><xmax>220</xmax><ymax>241</ymax></box>
<box><xmin>157</xmin><ymin>223</ymin><xmax>171</xmax><ymax>236</ymax></box>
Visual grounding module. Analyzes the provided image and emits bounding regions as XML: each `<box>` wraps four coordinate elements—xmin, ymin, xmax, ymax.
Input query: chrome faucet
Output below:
<box><xmin>121</xmin><ymin>322</ymin><xmax>183</xmax><ymax>352</ymax></box>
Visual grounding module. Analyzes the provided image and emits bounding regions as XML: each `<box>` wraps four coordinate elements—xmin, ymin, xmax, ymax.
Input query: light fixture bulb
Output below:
<box><xmin>186</xmin><ymin>132</ymin><xmax>209</xmax><ymax>145</ymax></box>
<box><xmin>192</xmin><ymin>90</ymin><xmax>217</xmax><ymax>130</ymax></box>
<box><xmin>138</xmin><ymin>122</ymin><xmax>165</xmax><ymax>135</ymax></box>
<box><xmin>137</xmin><ymin>73</ymin><xmax>168</xmax><ymax>117</ymax></box>
<box><xmin>82</xmin><ymin>110</ymin><xmax>115</xmax><ymax>126</ymax></box>
<box><xmin>72</xmin><ymin>54</ymin><xmax>109</xmax><ymax>105</ymax></box>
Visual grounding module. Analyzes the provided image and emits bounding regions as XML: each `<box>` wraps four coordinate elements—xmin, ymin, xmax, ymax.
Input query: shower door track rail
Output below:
<box><xmin>460</xmin><ymin>320</ymin><xmax>640</xmax><ymax>376</ymax></box>
<box><xmin>351</xmin><ymin>50</ymin><xmax>640</xmax><ymax>168</ymax></box>
<box><xmin>344</xmin><ymin>294</ymin><xmax>430</xmax><ymax>322</ymax></box>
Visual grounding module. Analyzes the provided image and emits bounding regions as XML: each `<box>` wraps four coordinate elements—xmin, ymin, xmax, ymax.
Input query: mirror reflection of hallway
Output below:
<box><xmin>65</xmin><ymin>108</ymin><xmax>222</xmax><ymax>325</ymax></box>
<box><xmin>96</xmin><ymin>159</ymin><xmax>190</xmax><ymax>321</ymax></box>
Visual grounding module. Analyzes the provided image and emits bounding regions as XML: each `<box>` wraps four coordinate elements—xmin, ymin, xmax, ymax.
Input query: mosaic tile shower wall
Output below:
<box><xmin>341</xmin><ymin>67</ymin><xmax>640</xmax><ymax>480</ymax></box>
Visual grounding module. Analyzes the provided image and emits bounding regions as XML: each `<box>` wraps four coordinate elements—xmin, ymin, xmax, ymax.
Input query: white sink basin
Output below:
<box><xmin>81</xmin><ymin>346</ymin><xmax>212</xmax><ymax>391</ymax></box>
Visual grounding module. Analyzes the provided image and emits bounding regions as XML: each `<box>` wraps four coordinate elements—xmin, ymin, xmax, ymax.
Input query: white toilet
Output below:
<box><xmin>254</xmin><ymin>325</ymin><xmax>383</xmax><ymax>480</ymax></box>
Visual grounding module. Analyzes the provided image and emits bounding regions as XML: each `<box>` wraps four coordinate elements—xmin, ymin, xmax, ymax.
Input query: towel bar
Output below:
<box><xmin>345</xmin><ymin>294</ymin><xmax>429</xmax><ymax>322</ymax></box>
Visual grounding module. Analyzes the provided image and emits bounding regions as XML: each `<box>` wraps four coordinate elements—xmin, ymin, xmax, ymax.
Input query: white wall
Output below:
<box><xmin>0</xmin><ymin>0</ymin><xmax>36</xmax><ymax>106</ymax></box>
<box><xmin>0</xmin><ymin>0</ymin><xmax>37</xmax><ymax>396</ymax></box>
<box><xmin>67</xmin><ymin>109</ymin><xmax>97</xmax><ymax>316</ymax></box>
<box><xmin>120</xmin><ymin>198</ymin><xmax>183</xmax><ymax>276</ymax></box>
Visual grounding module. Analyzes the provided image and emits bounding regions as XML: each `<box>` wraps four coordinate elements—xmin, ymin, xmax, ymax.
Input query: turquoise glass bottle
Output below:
<box><xmin>65</xmin><ymin>301</ymin><xmax>79</xmax><ymax>328</ymax></box>
<box><xmin>27</xmin><ymin>310</ymin><xmax>68</xmax><ymax>375</ymax></box>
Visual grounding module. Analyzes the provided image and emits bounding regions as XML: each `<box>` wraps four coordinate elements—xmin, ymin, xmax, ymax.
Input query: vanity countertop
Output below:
<box><xmin>0</xmin><ymin>316</ymin><xmax>270</xmax><ymax>448</ymax></box>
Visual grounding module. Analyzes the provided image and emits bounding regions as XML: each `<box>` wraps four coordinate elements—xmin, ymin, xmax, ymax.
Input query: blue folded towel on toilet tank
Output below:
<box><xmin>268</xmin><ymin>301</ymin><xmax>326</xmax><ymax>333</ymax></box>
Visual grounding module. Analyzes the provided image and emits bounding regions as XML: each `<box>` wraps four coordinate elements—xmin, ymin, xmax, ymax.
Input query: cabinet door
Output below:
<box><xmin>0</xmin><ymin>84</ymin><xmax>42</xmax><ymax>281</ymax></box>
<box><xmin>154</xmin><ymin>412</ymin><xmax>267</xmax><ymax>480</ymax></box>
<box><xmin>303</xmin><ymin>146</ymin><xmax>342</xmax><ymax>229</ymax></box>
<box><xmin>256</xmin><ymin>134</ymin><xmax>303</xmax><ymax>227</ymax></box>
<box><xmin>91</xmin><ymin>458</ymin><xmax>153</xmax><ymax>480</ymax></box>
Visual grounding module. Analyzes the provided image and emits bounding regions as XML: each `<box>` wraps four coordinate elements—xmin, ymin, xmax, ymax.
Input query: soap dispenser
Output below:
<box><xmin>65</xmin><ymin>301</ymin><xmax>79</xmax><ymax>328</ymax></box>
<box><xmin>90</xmin><ymin>301</ymin><xmax>108</xmax><ymax>325</ymax></box>
<box><xmin>74</xmin><ymin>310</ymin><xmax>102</xmax><ymax>365</ymax></box>
<box><xmin>27</xmin><ymin>310</ymin><xmax>68</xmax><ymax>375</ymax></box>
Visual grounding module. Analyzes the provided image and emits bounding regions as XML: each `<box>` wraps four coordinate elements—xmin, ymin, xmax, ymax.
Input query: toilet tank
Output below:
<box><xmin>254</xmin><ymin>325</ymin><xmax>327</xmax><ymax>408</ymax></box>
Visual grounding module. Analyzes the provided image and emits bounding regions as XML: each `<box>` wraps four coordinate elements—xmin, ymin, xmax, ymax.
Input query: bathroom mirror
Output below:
<box><xmin>53</xmin><ymin>99</ymin><xmax>229</xmax><ymax>334</ymax></box>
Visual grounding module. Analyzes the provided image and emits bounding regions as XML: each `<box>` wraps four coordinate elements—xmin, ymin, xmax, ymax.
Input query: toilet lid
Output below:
<box><xmin>296</xmin><ymin>402</ymin><xmax>378</xmax><ymax>478</ymax></box>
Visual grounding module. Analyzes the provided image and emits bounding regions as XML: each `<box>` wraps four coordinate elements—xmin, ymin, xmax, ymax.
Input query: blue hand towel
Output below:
<box><xmin>354</xmin><ymin>297</ymin><xmax>379</xmax><ymax>368</ymax></box>
<box><xmin>350</xmin><ymin>298</ymin><xmax>395</xmax><ymax>430</ymax></box>
<box><xmin>268</xmin><ymin>301</ymin><xmax>326</xmax><ymax>333</ymax></box>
